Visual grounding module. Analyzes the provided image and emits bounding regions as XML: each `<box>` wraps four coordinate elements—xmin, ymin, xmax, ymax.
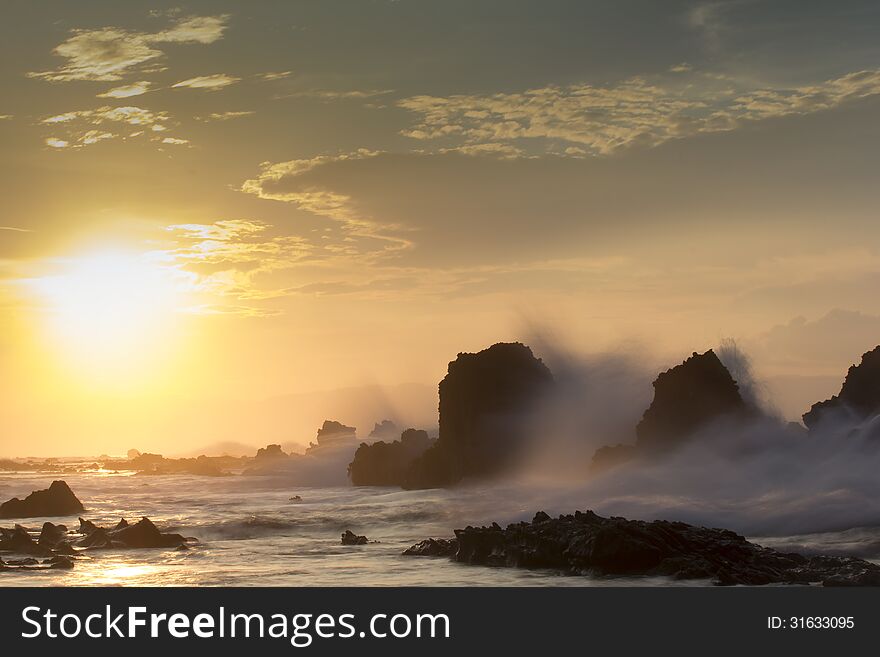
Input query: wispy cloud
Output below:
<box><xmin>28</xmin><ymin>15</ymin><xmax>229</xmax><ymax>82</ymax></box>
<box><xmin>280</xmin><ymin>89</ymin><xmax>393</xmax><ymax>101</ymax></box>
<box><xmin>259</xmin><ymin>71</ymin><xmax>292</xmax><ymax>81</ymax></box>
<box><xmin>172</xmin><ymin>74</ymin><xmax>240</xmax><ymax>91</ymax></box>
<box><xmin>196</xmin><ymin>111</ymin><xmax>255</xmax><ymax>122</ymax></box>
<box><xmin>399</xmin><ymin>69</ymin><xmax>880</xmax><ymax>156</ymax></box>
<box><xmin>97</xmin><ymin>81</ymin><xmax>151</xmax><ymax>98</ymax></box>
<box><xmin>0</xmin><ymin>226</ymin><xmax>32</xmax><ymax>232</ymax></box>
<box><xmin>41</xmin><ymin>105</ymin><xmax>179</xmax><ymax>148</ymax></box>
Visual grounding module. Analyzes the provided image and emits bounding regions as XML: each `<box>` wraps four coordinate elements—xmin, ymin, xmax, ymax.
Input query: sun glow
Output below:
<box><xmin>27</xmin><ymin>250</ymin><xmax>194</xmax><ymax>384</ymax></box>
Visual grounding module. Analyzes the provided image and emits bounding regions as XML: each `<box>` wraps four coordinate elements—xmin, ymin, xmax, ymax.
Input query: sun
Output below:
<box><xmin>27</xmin><ymin>250</ymin><xmax>193</xmax><ymax>382</ymax></box>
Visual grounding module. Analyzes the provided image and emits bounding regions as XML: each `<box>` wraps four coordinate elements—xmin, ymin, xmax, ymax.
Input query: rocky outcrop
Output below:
<box><xmin>803</xmin><ymin>345</ymin><xmax>880</xmax><ymax>430</ymax></box>
<box><xmin>341</xmin><ymin>530</ymin><xmax>368</xmax><ymax>545</ymax></box>
<box><xmin>0</xmin><ymin>481</ymin><xmax>85</xmax><ymax>519</ymax></box>
<box><xmin>404</xmin><ymin>343</ymin><xmax>553</xmax><ymax>489</ymax></box>
<box><xmin>306</xmin><ymin>421</ymin><xmax>358</xmax><ymax>456</ymax></box>
<box><xmin>368</xmin><ymin>420</ymin><xmax>400</xmax><ymax>441</ymax></box>
<box><xmin>348</xmin><ymin>429</ymin><xmax>434</xmax><ymax>486</ymax></box>
<box><xmin>107</xmin><ymin>452</ymin><xmax>244</xmax><ymax>476</ymax></box>
<box><xmin>636</xmin><ymin>350</ymin><xmax>749</xmax><ymax>450</ymax></box>
<box><xmin>404</xmin><ymin>510</ymin><xmax>880</xmax><ymax>586</ymax></box>
<box><xmin>592</xmin><ymin>350</ymin><xmax>752</xmax><ymax>469</ymax></box>
<box><xmin>255</xmin><ymin>444</ymin><xmax>287</xmax><ymax>460</ymax></box>
<box><xmin>75</xmin><ymin>517</ymin><xmax>189</xmax><ymax>549</ymax></box>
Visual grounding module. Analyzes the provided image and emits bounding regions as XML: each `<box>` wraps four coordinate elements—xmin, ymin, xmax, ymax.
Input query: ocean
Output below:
<box><xmin>2</xmin><ymin>468</ymin><xmax>879</xmax><ymax>586</ymax></box>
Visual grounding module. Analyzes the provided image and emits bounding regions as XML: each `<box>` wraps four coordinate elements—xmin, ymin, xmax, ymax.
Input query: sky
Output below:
<box><xmin>1</xmin><ymin>0</ymin><xmax>880</xmax><ymax>456</ymax></box>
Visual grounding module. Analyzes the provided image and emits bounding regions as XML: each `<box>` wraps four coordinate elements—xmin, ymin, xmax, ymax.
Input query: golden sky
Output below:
<box><xmin>2</xmin><ymin>1</ymin><xmax>880</xmax><ymax>456</ymax></box>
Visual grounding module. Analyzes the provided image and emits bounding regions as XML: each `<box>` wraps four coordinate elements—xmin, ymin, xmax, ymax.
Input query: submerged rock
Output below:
<box><xmin>803</xmin><ymin>345</ymin><xmax>880</xmax><ymax>430</ymax></box>
<box><xmin>404</xmin><ymin>510</ymin><xmax>880</xmax><ymax>586</ymax></box>
<box><xmin>348</xmin><ymin>429</ymin><xmax>434</xmax><ymax>486</ymax></box>
<box><xmin>0</xmin><ymin>480</ymin><xmax>85</xmax><ymax>519</ymax></box>
<box><xmin>341</xmin><ymin>530</ymin><xmax>368</xmax><ymax>545</ymax></box>
<box><xmin>404</xmin><ymin>342</ymin><xmax>553</xmax><ymax>489</ymax></box>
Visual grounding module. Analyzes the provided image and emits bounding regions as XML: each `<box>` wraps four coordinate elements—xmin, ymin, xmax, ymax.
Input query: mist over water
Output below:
<box><xmin>500</xmin><ymin>337</ymin><xmax>880</xmax><ymax>540</ymax></box>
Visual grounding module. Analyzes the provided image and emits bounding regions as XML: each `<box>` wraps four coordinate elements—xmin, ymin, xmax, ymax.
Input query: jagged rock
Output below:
<box><xmin>0</xmin><ymin>525</ymin><xmax>51</xmax><ymax>556</ymax></box>
<box><xmin>404</xmin><ymin>510</ymin><xmax>880</xmax><ymax>586</ymax></box>
<box><xmin>0</xmin><ymin>480</ymin><xmax>85</xmax><ymax>519</ymax></box>
<box><xmin>803</xmin><ymin>345</ymin><xmax>880</xmax><ymax>430</ymax></box>
<box><xmin>255</xmin><ymin>444</ymin><xmax>288</xmax><ymax>460</ymax></box>
<box><xmin>341</xmin><ymin>530</ymin><xmax>368</xmax><ymax>545</ymax></box>
<box><xmin>591</xmin><ymin>350</ymin><xmax>752</xmax><ymax>469</ymax></box>
<box><xmin>368</xmin><ymin>420</ymin><xmax>400</xmax><ymax>440</ymax></box>
<box><xmin>404</xmin><ymin>343</ymin><xmax>554</xmax><ymax>489</ymax></box>
<box><xmin>76</xmin><ymin>517</ymin><xmax>187</xmax><ymax>549</ymax></box>
<box><xmin>636</xmin><ymin>350</ymin><xmax>749</xmax><ymax>450</ymax></box>
<box><xmin>306</xmin><ymin>421</ymin><xmax>358</xmax><ymax>456</ymax></box>
<box><xmin>38</xmin><ymin>522</ymin><xmax>68</xmax><ymax>547</ymax></box>
<box><xmin>348</xmin><ymin>429</ymin><xmax>434</xmax><ymax>486</ymax></box>
<box><xmin>402</xmin><ymin>538</ymin><xmax>458</xmax><ymax>557</ymax></box>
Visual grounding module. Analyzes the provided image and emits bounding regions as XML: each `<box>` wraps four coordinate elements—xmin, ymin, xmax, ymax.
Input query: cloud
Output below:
<box><xmin>259</xmin><ymin>71</ymin><xmax>292</xmax><ymax>81</ymax></box>
<box><xmin>28</xmin><ymin>15</ymin><xmax>228</xmax><ymax>82</ymax></box>
<box><xmin>97</xmin><ymin>81</ymin><xmax>151</xmax><ymax>98</ymax></box>
<box><xmin>171</xmin><ymin>74</ymin><xmax>240</xmax><ymax>91</ymax></box>
<box><xmin>398</xmin><ymin>69</ymin><xmax>880</xmax><ymax>156</ymax></box>
<box><xmin>41</xmin><ymin>105</ymin><xmax>177</xmax><ymax>148</ymax></box>
<box><xmin>161</xmin><ymin>137</ymin><xmax>189</xmax><ymax>145</ymax></box>
<box><xmin>153</xmin><ymin>220</ymin><xmax>315</xmax><ymax>309</ymax></box>
<box><xmin>0</xmin><ymin>115</ymin><xmax>12</xmax><ymax>120</ymax></box>
<box><xmin>196</xmin><ymin>111</ymin><xmax>255</xmax><ymax>122</ymax></box>
<box><xmin>0</xmin><ymin>226</ymin><xmax>31</xmax><ymax>232</ymax></box>
<box><xmin>280</xmin><ymin>89</ymin><xmax>393</xmax><ymax>101</ymax></box>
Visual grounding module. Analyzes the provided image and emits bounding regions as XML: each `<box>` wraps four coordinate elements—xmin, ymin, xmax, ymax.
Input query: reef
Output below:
<box><xmin>404</xmin><ymin>510</ymin><xmax>880</xmax><ymax>586</ymax></box>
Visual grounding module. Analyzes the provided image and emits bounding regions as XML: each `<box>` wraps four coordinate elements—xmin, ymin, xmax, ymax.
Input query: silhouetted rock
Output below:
<box><xmin>0</xmin><ymin>480</ymin><xmax>85</xmax><ymax>519</ymax></box>
<box><xmin>368</xmin><ymin>420</ymin><xmax>400</xmax><ymax>440</ymax></box>
<box><xmin>404</xmin><ymin>342</ymin><xmax>553</xmax><ymax>489</ymax></box>
<box><xmin>402</xmin><ymin>537</ymin><xmax>458</xmax><ymax>557</ymax></box>
<box><xmin>348</xmin><ymin>429</ymin><xmax>434</xmax><ymax>486</ymax></box>
<box><xmin>306</xmin><ymin>421</ymin><xmax>358</xmax><ymax>456</ymax></box>
<box><xmin>636</xmin><ymin>350</ymin><xmax>749</xmax><ymax>450</ymax></box>
<box><xmin>341</xmin><ymin>530</ymin><xmax>368</xmax><ymax>545</ymax></box>
<box><xmin>75</xmin><ymin>517</ymin><xmax>188</xmax><ymax>549</ymax></box>
<box><xmin>404</xmin><ymin>510</ymin><xmax>880</xmax><ymax>586</ymax></box>
<box><xmin>255</xmin><ymin>444</ymin><xmax>288</xmax><ymax>460</ymax></box>
<box><xmin>803</xmin><ymin>346</ymin><xmax>880</xmax><ymax>430</ymax></box>
<box><xmin>591</xmin><ymin>350</ymin><xmax>752</xmax><ymax>469</ymax></box>
<box><xmin>38</xmin><ymin>522</ymin><xmax>67</xmax><ymax>547</ymax></box>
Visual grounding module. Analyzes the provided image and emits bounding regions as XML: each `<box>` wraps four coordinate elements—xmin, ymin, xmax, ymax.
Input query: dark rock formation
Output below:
<box><xmin>0</xmin><ymin>480</ymin><xmax>85</xmax><ymax>519</ymax></box>
<box><xmin>592</xmin><ymin>350</ymin><xmax>752</xmax><ymax>469</ymax></box>
<box><xmin>255</xmin><ymin>444</ymin><xmax>287</xmax><ymax>460</ymax></box>
<box><xmin>106</xmin><ymin>452</ymin><xmax>243</xmax><ymax>476</ymax></box>
<box><xmin>348</xmin><ymin>429</ymin><xmax>434</xmax><ymax>486</ymax></box>
<box><xmin>402</xmin><ymin>537</ymin><xmax>458</xmax><ymax>557</ymax></box>
<box><xmin>0</xmin><ymin>525</ymin><xmax>51</xmax><ymax>556</ymax></box>
<box><xmin>636</xmin><ymin>350</ymin><xmax>749</xmax><ymax>450</ymax></box>
<box><xmin>404</xmin><ymin>510</ymin><xmax>880</xmax><ymax>586</ymax></box>
<box><xmin>404</xmin><ymin>343</ymin><xmax>553</xmax><ymax>489</ymax></box>
<box><xmin>368</xmin><ymin>420</ymin><xmax>400</xmax><ymax>440</ymax></box>
<box><xmin>341</xmin><ymin>530</ymin><xmax>368</xmax><ymax>545</ymax></box>
<box><xmin>75</xmin><ymin>517</ymin><xmax>189</xmax><ymax>549</ymax></box>
<box><xmin>38</xmin><ymin>522</ymin><xmax>68</xmax><ymax>547</ymax></box>
<box><xmin>803</xmin><ymin>345</ymin><xmax>880</xmax><ymax>430</ymax></box>
<box><xmin>306</xmin><ymin>421</ymin><xmax>358</xmax><ymax>456</ymax></box>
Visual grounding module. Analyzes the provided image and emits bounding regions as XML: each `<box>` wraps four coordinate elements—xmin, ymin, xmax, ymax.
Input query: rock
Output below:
<box><xmin>803</xmin><ymin>345</ymin><xmax>880</xmax><ymax>430</ymax></box>
<box><xmin>0</xmin><ymin>480</ymin><xmax>85</xmax><ymax>519</ymax></box>
<box><xmin>305</xmin><ymin>421</ymin><xmax>358</xmax><ymax>456</ymax></box>
<box><xmin>341</xmin><ymin>530</ymin><xmax>368</xmax><ymax>545</ymax></box>
<box><xmin>0</xmin><ymin>525</ymin><xmax>51</xmax><ymax>556</ymax></box>
<box><xmin>46</xmin><ymin>555</ymin><xmax>74</xmax><ymax>569</ymax></box>
<box><xmin>255</xmin><ymin>444</ymin><xmax>287</xmax><ymax>460</ymax></box>
<box><xmin>348</xmin><ymin>429</ymin><xmax>434</xmax><ymax>486</ymax></box>
<box><xmin>289</xmin><ymin>495</ymin><xmax>302</xmax><ymax>502</ymax></box>
<box><xmin>76</xmin><ymin>517</ymin><xmax>187</xmax><ymax>549</ymax></box>
<box><xmin>404</xmin><ymin>343</ymin><xmax>554</xmax><ymax>489</ymax></box>
<box><xmin>38</xmin><ymin>522</ymin><xmax>68</xmax><ymax>547</ymax></box>
<box><xmin>404</xmin><ymin>510</ymin><xmax>880</xmax><ymax>586</ymax></box>
<box><xmin>368</xmin><ymin>420</ymin><xmax>400</xmax><ymax>440</ymax></box>
<box><xmin>591</xmin><ymin>350</ymin><xmax>752</xmax><ymax>469</ymax></box>
<box><xmin>402</xmin><ymin>538</ymin><xmax>458</xmax><ymax>557</ymax></box>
